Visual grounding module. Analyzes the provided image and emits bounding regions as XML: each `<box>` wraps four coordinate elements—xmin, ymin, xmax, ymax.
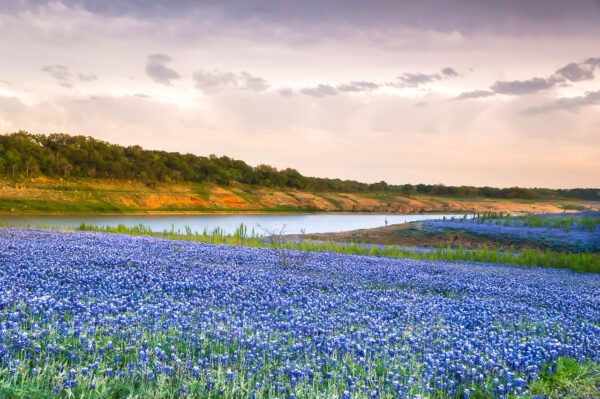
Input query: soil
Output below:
<box><xmin>0</xmin><ymin>178</ymin><xmax>597</xmax><ymax>215</ymax></box>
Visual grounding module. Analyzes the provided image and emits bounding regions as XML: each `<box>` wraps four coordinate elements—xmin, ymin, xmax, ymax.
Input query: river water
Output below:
<box><xmin>0</xmin><ymin>213</ymin><xmax>463</xmax><ymax>235</ymax></box>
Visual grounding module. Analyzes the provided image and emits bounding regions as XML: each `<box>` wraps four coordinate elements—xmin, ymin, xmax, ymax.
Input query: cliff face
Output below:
<box><xmin>0</xmin><ymin>179</ymin><xmax>596</xmax><ymax>214</ymax></box>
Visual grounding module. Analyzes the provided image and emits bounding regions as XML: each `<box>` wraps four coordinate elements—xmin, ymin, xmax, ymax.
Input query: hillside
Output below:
<box><xmin>0</xmin><ymin>178</ymin><xmax>597</xmax><ymax>214</ymax></box>
<box><xmin>1</xmin><ymin>132</ymin><xmax>599</xmax><ymax>203</ymax></box>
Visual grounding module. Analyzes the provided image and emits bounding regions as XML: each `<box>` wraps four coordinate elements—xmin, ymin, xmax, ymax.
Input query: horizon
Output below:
<box><xmin>1</xmin><ymin>1</ymin><xmax>599</xmax><ymax>189</ymax></box>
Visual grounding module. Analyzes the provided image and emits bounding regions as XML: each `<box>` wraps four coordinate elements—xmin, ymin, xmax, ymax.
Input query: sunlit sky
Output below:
<box><xmin>1</xmin><ymin>1</ymin><xmax>599</xmax><ymax>188</ymax></box>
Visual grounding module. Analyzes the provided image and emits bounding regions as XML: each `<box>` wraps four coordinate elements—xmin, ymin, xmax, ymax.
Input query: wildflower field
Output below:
<box><xmin>423</xmin><ymin>212</ymin><xmax>600</xmax><ymax>253</ymax></box>
<box><xmin>0</xmin><ymin>226</ymin><xmax>599</xmax><ymax>398</ymax></box>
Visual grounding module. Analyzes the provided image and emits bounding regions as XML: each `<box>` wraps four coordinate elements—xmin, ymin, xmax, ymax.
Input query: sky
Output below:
<box><xmin>0</xmin><ymin>1</ymin><xmax>599</xmax><ymax>188</ymax></box>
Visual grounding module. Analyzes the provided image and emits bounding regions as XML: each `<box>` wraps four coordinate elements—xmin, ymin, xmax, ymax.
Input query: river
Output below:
<box><xmin>0</xmin><ymin>213</ymin><xmax>464</xmax><ymax>235</ymax></box>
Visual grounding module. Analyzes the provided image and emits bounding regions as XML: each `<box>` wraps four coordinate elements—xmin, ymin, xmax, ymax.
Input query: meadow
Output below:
<box><xmin>423</xmin><ymin>213</ymin><xmax>600</xmax><ymax>253</ymax></box>
<box><xmin>0</xmin><ymin>222</ymin><xmax>600</xmax><ymax>398</ymax></box>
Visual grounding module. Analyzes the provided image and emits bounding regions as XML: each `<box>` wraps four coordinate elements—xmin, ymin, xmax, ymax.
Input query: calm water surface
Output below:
<box><xmin>0</xmin><ymin>214</ymin><xmax>462</xmax><ymax>235</ymax></box>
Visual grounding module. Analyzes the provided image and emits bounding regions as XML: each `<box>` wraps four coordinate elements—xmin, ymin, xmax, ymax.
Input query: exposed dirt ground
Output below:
<box><xmin>0</xmin><ymin>178</ymin><xmax>597</xmax><ymax>214</ymax></box>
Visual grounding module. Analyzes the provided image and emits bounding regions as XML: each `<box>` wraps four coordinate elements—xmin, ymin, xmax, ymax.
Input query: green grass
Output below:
<box><xmin>530</xmin><ymin>358</ymin><xmax>600</xmax><ymax>398</ymax></box>
<box><xmin>0</xmin><ymin>198</ymin><xmax>127</xmax><ymax>213</ymax></box>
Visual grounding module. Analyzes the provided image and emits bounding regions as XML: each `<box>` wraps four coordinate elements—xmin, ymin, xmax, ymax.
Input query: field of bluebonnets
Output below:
<box><xmin>1</xmin><ymin>221</ymin><xmax>600</xmax><ymax>398</ymax></box>
<box><xmin>423</xmin><ymin>212</ymin><xmax>600</xmax><ymax>253</ymax></box>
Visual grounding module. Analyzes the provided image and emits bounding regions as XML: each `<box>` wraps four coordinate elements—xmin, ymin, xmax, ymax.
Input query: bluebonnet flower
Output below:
<box><xmin>0</xmin><ymin>227</ymin><xmax>598</xmax><ymax>398</ymax></box>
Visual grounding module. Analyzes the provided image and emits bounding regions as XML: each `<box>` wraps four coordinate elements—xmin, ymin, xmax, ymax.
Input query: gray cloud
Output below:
<box><xmin>240</xmin><ymin>71</ymin><xmax>269</xmax><ymax>91</ymax></box>
<box><xmin>336</xmin><ymin>81</ymin><xmax>379</xmax><ymax>92</ymax></box>
<box><xmin>145</xmin><ymin>54</ymin><xmax>180</xmax><ymax>85</ymax></box>
<box><xmin>395</xmin><ymin>72</ymin><xmax>440</xmax><ymax>87</ymax></box>
<box><xmin>488</xmin><ymin>57</ymin><xmax>600</xmax><ymax>96</ymax></box>
<box><xmin>452</xmin><ymin>90</ymin><xmax>495</xmax><ymax>101</ymax></box>
<box><xmin>490</xmin><ymin>77</ymin><xmax>557</xmax><ymax>95</ymax></box>
<box><xmin>391</xmin><ymin>67</ymin><xmax>459</xmax><ymax>88</ymax></box>
<box><xmin>522</xmin><ymin>91</ymin><xmax>600</xmax><ymax>116</ymax></box>
<box><xmin>78</xmin><ymin>73</ymin><xmax>97</xmax><ymax>82</ymax></box>
<box><xmin>7</xmin><ymin>1</ymin><xmax>599</xmax><ymax>39</ymax></box>
<box><xmin>584</xmin><ymin>57</ymin><xmax>600</xmax><ymax>67</ymax></box>
<box><xmin>41</xmin><ymin>65</ymin><xmax>73</xmax><ymax>88</ymax></box>
<box><xmin>555</xmin><ymin>62</ymin><xmax>594</xmax><ymax>82</ymax></box>
<box><xmin>300</xmin><ymin>84</ymin><xmax>338</xmax><ymax>97</ymax></box>
<box><xmin>278</xmin><ymin>88</ymin><xmax>294</xmax><ymax>97</ymax></box>
<box><xmin>441</xmin><ymin>67</ymin><xmax>458</xmax><ymax>77</ymax></box>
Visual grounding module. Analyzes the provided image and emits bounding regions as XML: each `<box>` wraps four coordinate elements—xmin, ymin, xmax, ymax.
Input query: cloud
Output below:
<box><xmin>441</xmin><ymin>67</ymin><xmax>458</xmax><ymax>77</ymax></box>
<box><xmin>78</xmin><ymin>73</ymin><xmax>97</xmax><ymax>82</ymax></box>
<box><xmin>488</xmin><ymin>57</ymin><xmax>600</xmax><ymax>96</ymax></box>
<box><xmin>394</xmin><ymin>72</ymin><xmax>440</xmax><ymax>87</ymax></box>
<box><xmin>584</xmin><ymin>57</ymin><xmax>600</xmax><ymax>67</ymax></box>
<box><xmin>41</xmin><ymin>65</ymin><xmax>73</xmax><ymax>88</ymax></box>
<box><xmin>490</xmin><ymin>77</ymin><xmax>557</xmax><ymax>95</ymax></box>
<box><xmin>193</xmin><ymin>69</ymin><xmax>269</xmax><ymax>93</ymax></box>
<box><xmin>278</xmin><ymin>88</ymin><xmax>294</xmax><ymax>97</ymax></box>
<box><xmin>300</xmin><ymin>84</ymin><xmax>338</xmax><ymax>97</ymax></box>
<box><xmin>390</xmin><ymin>67</ymin><xmax>458</xmax><ymax>88</ymax></box>
<box><xmin>145</xmin><ymin>53</ymin><xmax>180</xmax><ymax>85</ymax></box>
<box><xmin>555</xmin><ymin>62</ymin><xmax>594</xmax><ymax>82</ymax></box>
<box><xmin>452</xmin><ymin>90</ymin><xmax>495</xmax><ymax>101</ymax></box>
<box><xmin>240</xmin><ymin>71</ymin><xmax>269</xmax><ymax>91</ymax></box>
<box><xmin>336</xmin><ymin>81</ymin><xmax>379</xmax><ymax>92</ymax></box>
<box><xmin>522</xmin><ymin>91</ymin><xmax>600</xmax><ymax>115</ymax></box>
<box><xmin>11</xmin><ymin>1</ymin><xmax>599</xmax><ymax>40</ymax></box>
<box><xmin>193</xmin><ymin>69</ymin><xmax>237</xmax><ymax>93</ymax></box>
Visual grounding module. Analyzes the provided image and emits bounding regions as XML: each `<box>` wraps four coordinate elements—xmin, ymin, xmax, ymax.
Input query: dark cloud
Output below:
<box><xmin>441</xmin><ymin>67</ymin><xmax>459</xmax><ymax>77</ymax></box>
<box><xmin>486</xmin><ymin>57</ymin><xmax>600</xmax><ymax>96</ymax></box>
<box><xmin>555</xmin><ymin>62</ymin><xmax>594</xmax><ymax>82</ymax></box>
<box><xmin>278</xmin><ymin>88</ymin><xmax>294</xmax><ymax>97</ymax></box>
<box><xmin>240</xmin><ymin>71</ymin><xmax>269</xmax><ymax>91</ymax></box>
<box><xmin>521</xmin><ymin>91</ymin><xmax>600</xmax><ymax>115</ymax></box>
<box><xmin>78</xmin><ymin>73</ymin><xmax>98</xmax><ymax>82</ymax></box>
<box><xmin>336</xmin><ymin>81</ymin><xmax>379</xmax><ymax>92</ymax></box>
<box><xmin>145</xmin><ymin>54</ymin><xmax>180</xmax><ymax>85</ymax></box>
<box><xmin>41</xmin><ymin>65</ymin><xmax>73</xmax><ymax>88</ymax></box>
<box><xmin>7</xmin><ymin>1</ymin><xmax>599</xmax><ymax>38</ymax></box>
<box><xmin>452</xmin><ymin>90</ymin><xmax>495</xmax><ymax>101</ymax></box>
<box><xmin>490</xmin><ymin>77</ymin><xmax>556</xmax><ymax>95</ymax></box>
<box><xmin>300</xmin><ymin>84</ymin><xmax>338</xmax><ymax>97</ymax></box>
<box><xmin>584</xmin><ymin>57</ymin><xmax>600</xmax><ymax>67</ymax></box>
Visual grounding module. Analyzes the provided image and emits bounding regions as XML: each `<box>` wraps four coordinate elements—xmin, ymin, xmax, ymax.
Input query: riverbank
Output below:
<box><xmin>288</xmin><ymin>217</ymin><xmax>600</xmax><ymax>253</ymax></box>
<box><xmin>1</xmin><ymin>178</ymin><xmax>596</xmax><ymax>215</ymax></box>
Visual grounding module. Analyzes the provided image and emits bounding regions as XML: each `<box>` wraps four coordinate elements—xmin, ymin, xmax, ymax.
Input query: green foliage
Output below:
<box><xmin>1</xmin><ymin>131</ymin><xmax>597</xmax><ymax>200</ymax></box>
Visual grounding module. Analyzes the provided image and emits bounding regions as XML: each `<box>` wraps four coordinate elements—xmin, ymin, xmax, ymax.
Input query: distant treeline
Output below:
<box><xmin>0</xmin><ymin>132</ymin><xmax>598</xmax><ymax>201</ymax></box>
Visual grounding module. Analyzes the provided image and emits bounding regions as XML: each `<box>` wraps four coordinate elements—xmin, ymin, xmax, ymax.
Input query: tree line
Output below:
<box><xmin>0</xmin><ymin>132</ymin><xmax>597</xmax><ymax>201</ymax></box>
